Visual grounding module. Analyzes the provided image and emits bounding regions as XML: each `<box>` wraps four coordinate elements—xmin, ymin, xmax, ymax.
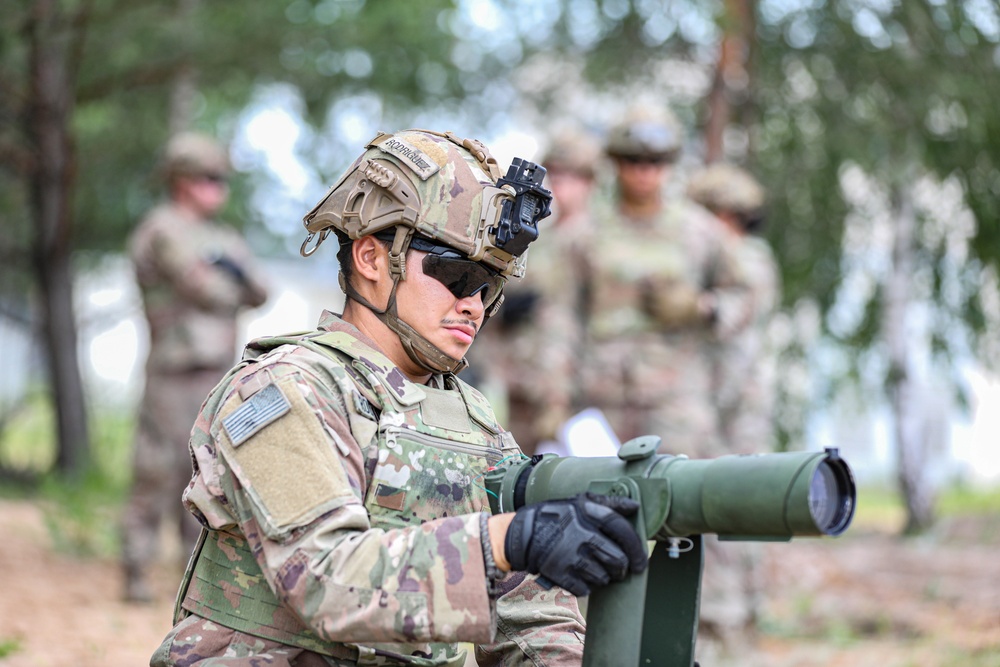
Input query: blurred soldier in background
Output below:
<box><xmin>579</xmin><ymin>105</ymin><xmax>753</xmax><ymax>456</ymax></box>
<box><xmin>121</xmin><ymin>132</ymin><xmax>269</xmax><ymax>603</ymax></box>
<box><xmin>688</xmin><ymin>162</ymin><xmax>781</xmax><ymax>453</ymax></box>
<box><xmin>466</xmin><ymin>126</ymin><xmax>601</xmax><ymax>454</ymax></box>
<box><xmin>687</xmin><ymin>163</ymin><xmax>780</xmax><ymax>660</ymax></box>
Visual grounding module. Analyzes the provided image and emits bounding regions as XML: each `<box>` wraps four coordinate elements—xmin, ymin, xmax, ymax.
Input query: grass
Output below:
<box><xmin>0</xmin><ymin>391</ymin><xmax>134</xmax><ymax>557</ymax></box>
<box><xmin>0</xmin><ymin>638</ymin><xmax>21</xmax><ymax>658</ymax></box>
<box><xmin>849</xmin><ymin>483</ymin><xmax>1000</xmax><ymax>535</ymax></box>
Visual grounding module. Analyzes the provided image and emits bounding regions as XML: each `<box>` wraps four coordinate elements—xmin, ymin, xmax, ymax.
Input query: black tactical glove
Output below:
<box><xmin>504</xmin><ymin>492</ymin><xmax>649</xmax><ymax>596</ymax></box>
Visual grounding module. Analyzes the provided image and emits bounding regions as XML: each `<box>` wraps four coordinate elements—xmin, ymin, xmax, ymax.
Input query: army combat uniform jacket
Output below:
<box><xmin>152</xmin><ymin>312</ymin><xmax>585</xmax><ymax>667</ymax></box>
<box><xmin>129</xmin><ymin>200</ymin><xmax>269</xmax><ymax>373</ymax></box>
<box><xmin>579</xmin><ymin>195</ymin><xmax>754</xmax><ymax>455</ymax></box>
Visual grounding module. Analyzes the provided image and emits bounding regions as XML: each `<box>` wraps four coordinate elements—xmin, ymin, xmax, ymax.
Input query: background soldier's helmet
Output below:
<box><xmin>541</xmin><ymin>127</ymin><xmax>602</xmax><ymax>179</ymax></box>
<box><xmin>686</xmin><ymin>163</ymin><xmax>767</xmax><ymax>223</ymax></box>
<box><xmin>605</xmin><ymin>105</ymin><xmax>685</xmax><ymax>163</ymax></box>
<box><xmin>302</xmin><ymin>129</ymin><xmax>548</xmax><ymax>280</ymax></box>
<box><xmin>159</xmin><ymin>132</ymin><xmax>230</xmax><ymax>182</ymax></box>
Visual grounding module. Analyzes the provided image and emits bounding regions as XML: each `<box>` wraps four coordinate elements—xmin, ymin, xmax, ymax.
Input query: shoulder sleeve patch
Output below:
<box><xmin>217</xmin><ymin>376</ymin><xmax>357</xmax><ymax>539</ymax></box>
<box><xmin>222</xmin><ymin>383</ymin><xmax>290</xmax><ymax>447</ymax></box>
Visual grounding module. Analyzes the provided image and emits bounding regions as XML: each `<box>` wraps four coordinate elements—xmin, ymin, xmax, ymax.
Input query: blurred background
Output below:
<box><xmin>1</xmin><ymin>1</ymin><xmax>998</xmax><ymax>665</ymax></box>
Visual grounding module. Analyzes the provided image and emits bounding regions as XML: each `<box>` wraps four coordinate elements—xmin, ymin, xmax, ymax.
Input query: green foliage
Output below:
<box><xmin>0</xmin><ymin>389</ymin><xmax>57</xmax><ymax>475</ymax></box>
<box><xmin>0</xmin><ymin>396</ymin><xmax>133</xmax><ymax>556</ymax></box>
<box><xmin>0</xmin><ymin>638</ymin><xmax>22</xmax><ymax>659</ymax></box>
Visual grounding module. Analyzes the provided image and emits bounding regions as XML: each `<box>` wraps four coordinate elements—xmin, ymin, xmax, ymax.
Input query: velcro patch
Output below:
<box><xmin>374</xmin><ymin>484</ymin><xmax>406</xmax><ymax>511</ymax></box>
<box><xmin>377</xmin><ymin>136</ymin><xmax>440</xmax><ymax>180</ymax></box>
<box><xmin>222</xmin><ymin>383</ymin><xmax>290</xmax><ymax>446</ymax></box>
<box><xmin>353</xmin><ymin>391</ymin><xmax>379</xmax><ymax>422</ymax></box>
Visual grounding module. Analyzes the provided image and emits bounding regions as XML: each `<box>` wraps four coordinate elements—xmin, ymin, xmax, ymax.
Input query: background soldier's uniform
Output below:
<box><xmin>151</xmin><ymin>311</ymin><xmax>585</xmax><ymax>666</ymax></box>
<box><xmin>713</xmin><ymin>235</ymin><xmax>781</xmax><ymax>452</ymax></box>
<box><xmin>122</xmin><ymin>198</ymin><xmax>268</xmax><ymax>596</ymax></box>
<box><xmin>579</xmin><ymin>194</ymin><xmax>753</xmax><ymax>456</ymax></box>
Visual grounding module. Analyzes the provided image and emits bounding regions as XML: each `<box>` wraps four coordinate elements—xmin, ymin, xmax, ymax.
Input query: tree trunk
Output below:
<box><xmin>884</xmin><ymin>180</ymin><xmax>935</xmax><ymax>534</ymax></box>
<box><xmin>703</xmin><ymin>0</ymin><xmax>754</xmax><ymax>163</ymax></box>
<box><xmin>26</xmin><ymin>0</ymin><xmax>90</xmax><ymax>475</ymax></box>
<box><xmin>168</xmin><ymin>0</ymin><xmax>200</xmax><ymax>135</ymax></box>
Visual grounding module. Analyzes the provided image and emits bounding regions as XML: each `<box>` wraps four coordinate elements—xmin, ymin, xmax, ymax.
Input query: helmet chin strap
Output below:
<box><xmin>342</xmin><ymin>224</ymin><xmax>468</xmax><ymax>376</ymax></box>
<box><xmin>342</xmin><ymin>278</ymin><xmax>468</xmax><ymax>375</ymax></box>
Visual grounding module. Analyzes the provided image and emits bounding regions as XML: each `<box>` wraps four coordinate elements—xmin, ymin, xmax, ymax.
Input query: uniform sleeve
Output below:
<box><xmin>475</xmin><ymin>573</ymin><xmax>586</xmax><ymax>666</ymax></box>
<box><xmin>530</xmin><ymin>237</ymin><xmax>589</xmax><ymax>436</ymax></box>
<box><xmin>143</xmin><ymin>216</ymin><xmax>255</xmax><ymax>313</ymax></box>
<box><xmin>219</xmin><ymin>226</ymin><xmax>270</xmax><ymax>308</ymax></box>
<box><xmin>202</xmin><ymin>358</ymin><xmax>498</xmax><ymax>645</ymax></box>
<box><xmin>702</xmin><ymin>216</ymin><xmax>756</xmax><ymax>341</ymax></box>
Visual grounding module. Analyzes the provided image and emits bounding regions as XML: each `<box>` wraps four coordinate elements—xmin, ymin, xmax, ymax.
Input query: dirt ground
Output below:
<box><xmin>1</xmin><ymin>498</ymin><xmax>998</xmax><ymax>667</ymax></box>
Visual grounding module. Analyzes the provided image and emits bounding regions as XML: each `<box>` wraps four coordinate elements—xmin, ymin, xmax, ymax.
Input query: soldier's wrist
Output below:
<box><xmin>480</xmin><ymin>513</ymin><xmax>509</xmax><ymax>598</ymax></box>
<box><xmin>485</xmin><ymin>513</ymin><xmax>514</xmax><ymax>573</ymax></box>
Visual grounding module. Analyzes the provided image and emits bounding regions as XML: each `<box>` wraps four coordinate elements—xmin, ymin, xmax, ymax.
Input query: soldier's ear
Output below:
<box><xmin>352</xmin><ymin>235</ymin><xmax>387</xmax><ymax>283</ymax></box>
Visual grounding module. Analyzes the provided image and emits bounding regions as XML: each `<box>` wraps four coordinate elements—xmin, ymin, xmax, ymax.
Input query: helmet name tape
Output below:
<box><xmin>377</xmin><ymin>137</ymin><xmax>440</xmax><ymax>181</ymax></box>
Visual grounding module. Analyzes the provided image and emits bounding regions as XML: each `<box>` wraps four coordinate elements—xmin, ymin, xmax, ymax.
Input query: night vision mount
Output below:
<box><xmin>492</xmin><ymin>158</ymin><xmax>552</xmax><ymax>258</ymax></box>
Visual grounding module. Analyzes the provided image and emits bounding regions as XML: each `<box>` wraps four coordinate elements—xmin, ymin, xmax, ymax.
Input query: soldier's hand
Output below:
<box><xmin>641</xmin><ymin>280</ymin><xmax>709</xmax><ymax>329</ymax></box>
<box><xmin>503</xmin><ymin>492</ymin><xmax>648</xmax><ymax>596</ymax></box>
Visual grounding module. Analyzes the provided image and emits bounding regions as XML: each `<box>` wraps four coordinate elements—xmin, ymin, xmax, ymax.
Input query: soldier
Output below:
<box><xmin>122</xmin><ymin>132</ymin><xmax>270</xmax><ymax>603</ymax></box>
<box><xmin>579</xmin><ymin>105</ymin><xmax>753</xmax><ymax>456</ymax></box>
<box><xmin>150</xmin><ymin>129</ymin><xmax>648</xmax><ymax>666</ymax></box>
<box><xmin>687</xmin><ymin>163</ymin><xmax>781</xmax><ymax>453</ymax></box>
<box><xmin>465</xmin><ymin>127</ymin><xmax>601</xmax><ymax>454</ymax></box>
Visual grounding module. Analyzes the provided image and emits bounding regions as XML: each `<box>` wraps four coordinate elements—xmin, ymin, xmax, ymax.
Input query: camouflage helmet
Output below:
<box><xmin>541</xmin><ymin>127</ymin><xmax>602</xmax><ymax>179</ymax></box>
<box><xmin>686</xmin><ymin>163</ymin><xmax>766</xmax><ymax>221</ymax></box>
<box><xmin>302</xmin><ymin>129</ymin><xmax>550</xmax><ymax>280</ymax></box>
<box><xmin>159</xmin><ymin>132</ymin><xmax>230</xmax><ymax>182</ymax></box>
<box><xmin>301</xmin><ymin>129</ymin><xmax>551</xmax><ymax>375</ymax></box>
<box><xmin>605</xmin><ymin>105</ymin><xmax>684</xmax><ymax>162</ymax></box>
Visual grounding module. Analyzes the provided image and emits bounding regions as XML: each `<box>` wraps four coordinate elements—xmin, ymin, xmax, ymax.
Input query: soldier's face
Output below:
<box><xmin>615</xmin><ymin>156</ymin><xmax>669</xmax><ymax>201</ymax></box>
<box><xmin>395</xmin><ymin>249</ymin><xmax>486</xmax><ymax>361</ymax></box>
<box><xmin>176</xmin><ymin>173</ymin><xmax>229</xmax><ymax>218</ymax></box>
<box><xmin>547</xmin><ymin>169</ymin><xmax>595</xmax><ymax>221</ymax></box>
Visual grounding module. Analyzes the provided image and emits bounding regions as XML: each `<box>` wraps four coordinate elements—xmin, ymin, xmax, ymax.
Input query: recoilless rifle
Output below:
<box><xmin>484</xmin><ymin>436</ymin><xmax>857</xmax><ymax>667</ymax></box>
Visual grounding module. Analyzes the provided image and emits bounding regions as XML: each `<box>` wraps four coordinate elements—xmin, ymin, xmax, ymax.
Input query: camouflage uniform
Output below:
<box><xmin>150</xmin><ymin>312</ymin><xmax>585</xmax><ymax>666</ymax></box>
<box><xmin>151</xmin><ymin>130</ymin><xmax>594</xmax><ymax>665</ymax></box>
<box><xmin>573</xmin><ymin>107</ymin><xmax>754</xmax><ymax>457</ymax></box>
<box><xmin>122</xmin><ymin>134</ymin><xmax>269</xmax><ymax>600</ymax></box>
<box><xmin>687</xmin><ymin>163</ymin><xmax>780</xmax><ymax>453</ymax></box>
<box><xmin>713</xmin><ymin>236</ymin><xmax>780</xmax><ymax>451</ymax></box>
<box><xmin>579</xmin><ymin>192</ymin><xmax>752</xmax><ymax>457</ymax></box>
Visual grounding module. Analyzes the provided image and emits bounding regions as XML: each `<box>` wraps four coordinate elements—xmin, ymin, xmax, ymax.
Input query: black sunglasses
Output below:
<box><xmin>409</xmin><ymin>237</ymin><xmax>504</xmax><ymax>307</ymax></box>
<box><xmin>619</xmin><ymin>154</ymin><xmax>669</xmax><ymax>166</ymax></box>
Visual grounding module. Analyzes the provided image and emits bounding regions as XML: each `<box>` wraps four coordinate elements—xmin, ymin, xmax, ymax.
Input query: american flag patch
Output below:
<box><xmin>222</xmin><ymin>383</ymin><xmax>291</xmax><ymax>447</ymax></box>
